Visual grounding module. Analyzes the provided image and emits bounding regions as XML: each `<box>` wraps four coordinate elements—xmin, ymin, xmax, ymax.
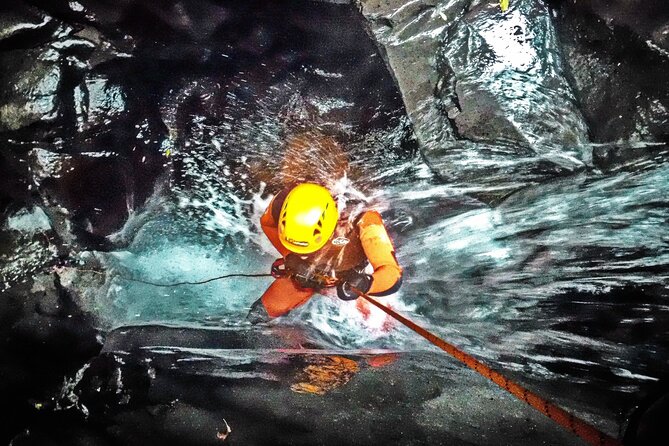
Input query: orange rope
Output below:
<box><xmin>353</xmin><ymin>289</ymin><xmax>623</xmax><ymax>446</ymax></box>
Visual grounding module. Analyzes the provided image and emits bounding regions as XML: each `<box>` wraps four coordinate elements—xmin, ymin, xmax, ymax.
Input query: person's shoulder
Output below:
<box><xmin>355</xmin><ymin>209</ymin><xmax>384</xmax><ymax>228</ymax></box>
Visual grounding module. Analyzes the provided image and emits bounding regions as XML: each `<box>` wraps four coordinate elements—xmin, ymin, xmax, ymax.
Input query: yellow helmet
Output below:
<box><xmin>278</xmin><ymin>183</ymin><xmax>339</xmax><ymax>254</ymax></box>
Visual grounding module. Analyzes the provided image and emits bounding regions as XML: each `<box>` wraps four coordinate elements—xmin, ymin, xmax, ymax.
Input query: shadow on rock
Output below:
<box><xmin>0</xmin><ymin>274</ymin><xmax>102</xmax><ymax>444</ymax></box>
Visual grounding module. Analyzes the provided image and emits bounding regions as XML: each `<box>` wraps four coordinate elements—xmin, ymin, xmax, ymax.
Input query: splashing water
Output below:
<box><xmin>57</xmin><ymin>15</ymin><xmax>667</xmax><ymax>428</ymax></box>
<box><xmin>89</xmin><ymin>80</ymin><xmax>669</xmax><ymax>376</ymax></box>
<box><xmin>86</xmin><ymin>69</ymin><xmax>419</xmax><ymax>352</ymax></box>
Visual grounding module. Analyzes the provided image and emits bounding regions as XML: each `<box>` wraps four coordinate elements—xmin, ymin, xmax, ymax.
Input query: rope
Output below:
<box><xmin>76</xmin><ymin>265</ymin><xmax>622</xmax><ymax>445</ymax></box>
<box><xmin>75</xmin><ymin>268</ymin><xmax>272</xmax><ymax>287</ymax></box>
<box><xmin>119</xmin><ymin>273</ymin><xmax>273</xmax><ymax>287</ymax></box>
<box><xmin>351</xmin><ymin>287</ymin><xmax>623</xmax><ymax>446</ymax></box>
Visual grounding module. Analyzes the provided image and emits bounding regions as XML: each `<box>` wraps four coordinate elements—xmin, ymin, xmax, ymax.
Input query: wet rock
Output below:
<box><xmin>359</xmin><ymin>0</ymin><xmax>455</xmax><ymax>163</ymax></box>
<box><xmin>5</xmin><ymin>205</ymin><xmax>52</xmax><ymax>232</ymax></box>
<box><xmin>0</xmin><ymin>2</ymin><xmax>55</xmax><ymax>43</ymax></box>
<box><xmin>49</xmin><ymin>35</ymin><xmax>98</xmax><ymax>63</ymax></box>
<box><xmin>0</xmin><ymin>206</ymin><xmax>59</xmax><ymax>292</ymax></box>
<box><xmin>71</xmin><ymin>26</ymin><xmax>134</xmax><ymax>68</ymax></box>
<box><xmin>592</xmin><ymin>143</ymin><xmax>669</xmax><ymax>173</ymax></box>
<box><xmin>0</xmin><ymin>149</ymin><xmax>33</xmax><ymax>212</ymax></box>
<box><xmin>158</xmin><ymin>77</ymin><xmax>227</xmax><ymax>151</ymax></box>
<box><xmin>0</xmin><ymin>275</ymin><xmax>102</xmax><ymax>444</ymax></box>
<box><xmin>624</xmin><ymin>383</ymin><xmax>669</xmax><ymax>446</ymax></box>
<box><xmin>8</xmin><ymin>275</ymin><xmax>101</xmax><ymax>354</ymax></box>
<box><xmin>71</xmin><ymin>338</ymin><xmax>589</xmax><ymax>446</ymax></box>
<box><xmin>140</xmin><ymin>0</ymin><xmax>231</xmax><ymax>41</ymax></box>
<box><xmin>439</xmin><ymin>1</ymin><xmax>587</xmax><ymax>149</ymax></box>
<box><xmin>113</xmin><ymin>402</ymin><xmax>229</xmax><ymax>446</ymax></box>
<box><xmin>74</xmin><ymin>74</ymin><xmax>129</xmax><ymax>133</ymax></box>
<box><xmin>101</xmin><ymin>325</ymin><xmax>304</xmax><ymax>352</ymax></box>
<box><xmin>564</xmin><ymin>0</ymin><xmax>669</xmax><ymax>53</ymax></box>
<box><xmin>66</xmin><ymin>353</ymin><xmax>151</xmax><ymax>419</ymax></box>
<box><xmin>27</xmin><ymin>147</ymin><xmax>166</xmax><ymax>249</ymax></box>
<box><xmin>27</xmin><ymin>0</ymin><xmax>134</xmax><ymax>33</ymax></box>
<box><xmin>31</xmin><ymin>271</ymin><xmax>70</xmax><ymax>316</ymax></box>
<box><xmin>359</xmin><ymin>0</ymin><xmax>588</xmax><ymax>191</ymax></box>
<box><xmin>0</xmin><ymin>45</ymin><xmax>62</xmax><ymax>132</ymax></box>
<box><xmin>552</xmin><ymin>3</ymin><xmax>669</xmax><ymax>144</ymax></box>
<box><xmin>10</xmin><ymin>424</ymin><xmax>113</xmax><ymax>446</ymax></box>
<box><xmin>31</xmin><ymin>0</ymin><xmax>229</xmax><ymax>43</ymax></box>
<box><xmin>0</xmin><ymin>8</ymin><xmax>132</xmax><ymax>136</ymax></box>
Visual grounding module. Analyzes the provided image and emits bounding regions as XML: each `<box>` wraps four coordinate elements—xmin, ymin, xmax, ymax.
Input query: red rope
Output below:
<box><xmin>353</xmin><ymin>288</ymin><xmax>623</xmax><ymax>446</ymax></box>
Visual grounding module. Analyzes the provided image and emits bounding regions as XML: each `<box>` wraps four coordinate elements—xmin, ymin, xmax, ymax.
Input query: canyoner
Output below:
<box><xmin>248</xmin><ymin>182</ymin><xmax>403</xmax><ymax>322</ymax></box>
<box><xmin>3</xmin><ymin>0</ymin><xmax>667</xmax><ymax>444</ymax></box>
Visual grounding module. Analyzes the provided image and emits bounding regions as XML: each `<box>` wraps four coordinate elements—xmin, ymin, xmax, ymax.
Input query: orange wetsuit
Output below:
<box><xmin>259</xmin><ymin>187</ymin><xmax>403</xmax><ymax>318</ymax></box>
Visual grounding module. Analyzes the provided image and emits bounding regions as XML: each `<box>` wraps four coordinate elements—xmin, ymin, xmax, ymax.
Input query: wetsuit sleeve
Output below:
<box><xmin>357</xmin><ymin>211</ymin><xmax>402</xmax><ymax>295</ymax></box>
<box><xmin>260</xmin><ymin>193</ymin><xmax>291</xmax><ymax>257</ymax></box>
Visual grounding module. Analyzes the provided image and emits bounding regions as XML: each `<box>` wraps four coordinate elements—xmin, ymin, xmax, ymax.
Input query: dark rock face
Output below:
<box><xmin>0</xmin><ymin>3</ymin><xmax>53</xmax><ymax>42</ymax></box>
<box><xmin>0</xmin><ymin>2</ymin><xmax>166</xmax><ymax>436</ymax></box>
<box><xmin>624</xmin><ymin>384</ymin><xmax>669</xmax><ymax>446</ymax></box>
<box><xmin>437</xmin><ymin>0</ymin><xmax>587</xmax><ymax>151</ymax></box>
<box><xmin>592</xmin><ymin>143</ymin><xmax>669</xmax><ymax>173</ymax></box>
<box><xmin>28</xmin><ymin>146</ymin><xmax>165</xmax><ymax>249</ymax></box>
<box><xmin>74</xmin><ymin>74</ymin><xmax>128</xmax><ymax>133</ymax></box>
<box><xmin>565</xmin><ymin>0</ymin><xmax>669</xmax><ymax>52</ymax></box>
<box><xmin>0</xmin><ymin>206</ymin><xmax>60</xmax><ymax>293</ymax></box>
<box><xmin>551</xmin><ymin>2</ymin><xmax>669</xmax><ymax>145</ymax></box>
<box><xmin>0</xmin><ymin>1</ymin><xmax>70</xmax><ymax>47</ymax></box>
<box><xmin>0</xmin><ymin>45</ymin><xmax>63</xmax><ymax>132</ymax></box>
<box><xmin>0</xmin><ymin>3</ymin><xmax>128</xmax><ymax>136</ymax></box>
<box><xmin>65</xmin><ymin>353</ymin><xmax>152</xmax><ymax>419</ymax></box>
<box><xmin>0</xmin><ymin>4</ymin><xmax>164</xmax><ymax>248</ymax></box>
<box><xmin>359</xmin><ymin>0</ymin><xmax>668</xmax><ymax>190</ymax></box>
<box><xmin>0</xmin><ymin>274</ymin><xmax>102</xmax><ymax>444</ymax></box>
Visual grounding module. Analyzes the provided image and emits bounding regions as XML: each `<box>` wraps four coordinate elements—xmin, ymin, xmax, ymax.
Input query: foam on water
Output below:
<box><xmin>5</xmin><ymin>207</ymin><xmax>52</xmax><ymax>233</ymax></box>
<box><xmin>67</xmin><ymin>48</ymin><xmax>668</xmax><ymax>408</ymax></box>
<box><xmin>101</xmin><ymin>243</ymin><xmax>272</xmax><ymax>326</ymax></box>
<box><xmin>85</xmin><ymin>76</ymin><xmax>419</xmax><ymax>353</ymax></box>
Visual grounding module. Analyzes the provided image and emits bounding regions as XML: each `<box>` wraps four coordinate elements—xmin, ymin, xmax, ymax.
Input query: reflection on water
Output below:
<box><xmin>2</xmin><ymin>0</ymin><xmax>663</xmax><ymax>433</ymax></box>
<box><xmin>94</xmin><ymin>69</ymin><xmax>668</xmax><ymax>395</ymax></box>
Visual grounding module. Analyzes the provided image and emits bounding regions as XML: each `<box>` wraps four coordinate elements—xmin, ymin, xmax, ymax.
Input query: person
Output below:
<box><xmin>248</xmin><ymin>182</ymin><xmax>402</xmax><ymax>322</ymax></box>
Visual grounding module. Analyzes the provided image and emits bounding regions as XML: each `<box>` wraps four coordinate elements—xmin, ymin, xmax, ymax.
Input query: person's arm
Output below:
<box><xmin>358</xmin><ymin>211</ymin><xmax>402</xmax><ymax>295</ymax></box>
<box><xmin>260</xmin><ymin>195</ymin><xmax>291</xmax><ymax>257</ymax></box>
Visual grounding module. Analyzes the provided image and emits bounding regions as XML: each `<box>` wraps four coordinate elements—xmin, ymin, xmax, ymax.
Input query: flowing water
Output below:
<box><xmin>2</xmin><ymin>1</ymin><xmax>668</xmax><ymax>435</ymax></box>
<box><xmin>87</xmin><ymin>64</ymin><xmax>669</xmax><ymax>413</ymax></box>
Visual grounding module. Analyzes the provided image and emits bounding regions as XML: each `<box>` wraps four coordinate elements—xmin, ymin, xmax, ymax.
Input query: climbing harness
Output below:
<box><xmin>271</xmin><ymin>261</ymin><xmax>338</xmax><ymax>289</ymax></box>
<box><xmin>348</xmin><ymin>285</ymin><xmax>624</xmax><ymax>446</ymax></box>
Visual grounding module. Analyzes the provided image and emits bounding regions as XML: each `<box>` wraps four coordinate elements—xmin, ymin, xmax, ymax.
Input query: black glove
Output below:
<box><xmin>336</xmin><ymin>270</ymin><xmax>373</xmax><ymax>301</ymax></box>
<box><xmin>271</xmin><ymin>258</ymin><xmax>287</xmax><ymax>278</ymax></box>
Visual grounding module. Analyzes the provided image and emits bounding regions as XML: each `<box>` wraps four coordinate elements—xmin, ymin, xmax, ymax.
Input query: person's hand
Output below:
<box><xmin>271</xmin><ymin>258</ymin><xmax>287</xmax><ymax>278</ymax></box>
<box><xmin>337</xmin><ymin>270</ymin><xmax>372</xmax><ymax>301</ymax></box>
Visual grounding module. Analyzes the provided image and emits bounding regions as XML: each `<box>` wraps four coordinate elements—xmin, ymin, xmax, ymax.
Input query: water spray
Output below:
<box><xmin>91</xmin><ymin>265</ymin><xmax>624</xmax><ymax>445</ymax></box>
